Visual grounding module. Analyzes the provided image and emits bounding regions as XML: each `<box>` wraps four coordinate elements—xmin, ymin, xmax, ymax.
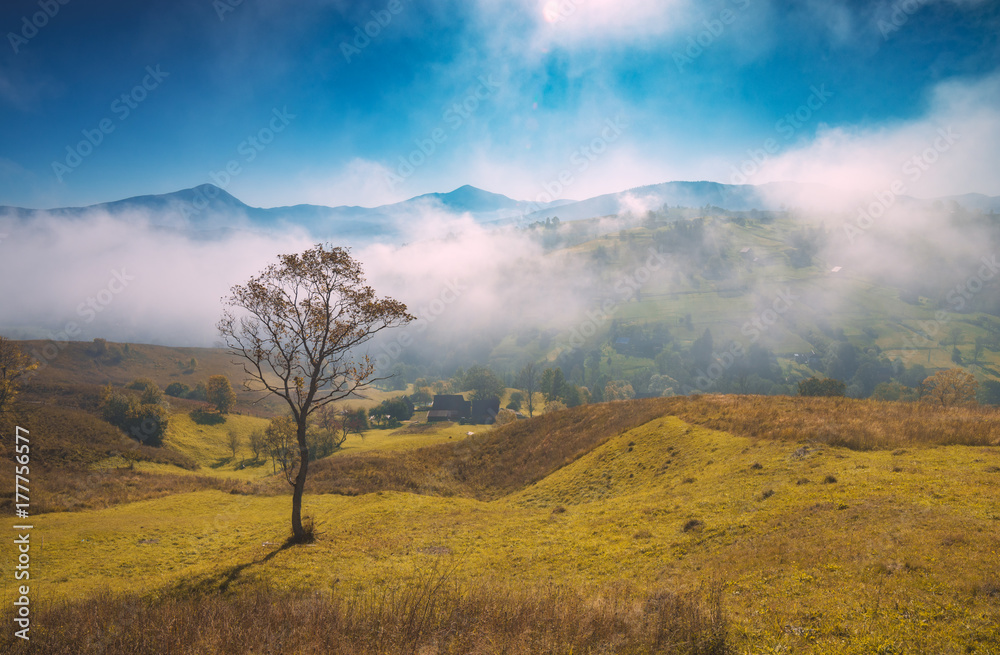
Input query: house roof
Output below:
<box><xmin>431</xmin><ymin>394</ymin><xmax>469</xmax><ymax>412</ymax></box>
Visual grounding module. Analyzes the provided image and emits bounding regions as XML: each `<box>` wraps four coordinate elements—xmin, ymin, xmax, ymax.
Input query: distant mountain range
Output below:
<box><xmin>2</xmin><ymin>181</ymin><xmax>998</xmax><ymax>241</ymax></box>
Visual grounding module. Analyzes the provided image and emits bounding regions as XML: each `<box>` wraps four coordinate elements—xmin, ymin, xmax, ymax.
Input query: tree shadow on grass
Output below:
<box><xmin>176</xmin><ymin>541</ymin><xmax>296</xmax><ymax>596</ymax></box>
<box><xmin>217</xmin><ymin>543</ymin><xmax>293</xmax><ymax>592</ymax></box>
<box><xmin>210</xmin><ymin>456</ymin><xmax>235</xmax><ymax>469</ymax></box>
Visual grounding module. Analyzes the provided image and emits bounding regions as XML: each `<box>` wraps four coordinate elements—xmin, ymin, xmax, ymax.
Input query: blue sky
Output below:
<box><xmin>1</xmin><ymin>0</ymin><xmax>998</xmax><ymax>209</ymax></box>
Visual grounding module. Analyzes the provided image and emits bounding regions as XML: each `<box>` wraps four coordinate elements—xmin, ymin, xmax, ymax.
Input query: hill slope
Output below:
<box><xmin>6</xmin><ymin>396</ymin><xmax>998</xmax><ymax>653</ymax></box>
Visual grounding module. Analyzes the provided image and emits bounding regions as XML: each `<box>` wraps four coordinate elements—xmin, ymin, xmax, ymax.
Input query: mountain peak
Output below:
<box><xmin>406</xmin><ymin>185</ymin><xmax>521</xmax><ymax>212</ymax></box>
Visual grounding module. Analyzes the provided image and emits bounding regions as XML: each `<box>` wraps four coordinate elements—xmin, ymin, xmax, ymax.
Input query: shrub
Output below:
<box><xmin>798</xmin><ymin>377</ymin><xmax>846</xmax><ymax>397</ymax></box>
<box><xmin>495</xmin><ymin>408</ymin><xmax>518</xmax><ymax>426</ymax></box>
<box><xmin>872</xmin><ymin>381</ymin><xmax>918</xmax><ymax>402</ymax></box>
<box><xmin>99</xmin><ymin>386</ymin><xmax>168</xmax><ymax>446</ymax></box>
<box><xmin>165</xmin><ymin>382</ymin><xmax>189</xmax><ymax>398</ymax></box>
<box><xmin>186</xmin><ymin>382</ymin><xmax>208</xmax><ymax>402</ymax></box>
<box><xmin>545</xmin><ymin>400</ymin><xmax>568</xmax><ymax>413</ymax></box>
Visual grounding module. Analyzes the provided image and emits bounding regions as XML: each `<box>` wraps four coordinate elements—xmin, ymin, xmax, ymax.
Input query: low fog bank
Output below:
<box><xmin>0</xmin><ymin>209</ymin><xmax>315</xmax><ymax>346</ymax></box>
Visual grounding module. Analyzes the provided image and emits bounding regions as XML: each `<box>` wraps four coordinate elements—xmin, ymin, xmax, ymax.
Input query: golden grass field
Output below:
<box><xmin>2</xmin><ymin>395</ymin><xmax>1000</xmax><ymax>653</ymax></box>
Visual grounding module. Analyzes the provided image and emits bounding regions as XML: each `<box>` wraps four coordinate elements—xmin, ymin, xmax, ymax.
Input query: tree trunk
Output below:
<box><xmin>291</xmin><ymin>421</ymin><xmax>310</xmax><ymax>542</ymax></box>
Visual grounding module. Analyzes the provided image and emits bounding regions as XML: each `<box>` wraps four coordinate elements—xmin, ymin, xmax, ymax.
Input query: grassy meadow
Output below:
<box><xmin>2</xmin><ymin>396</ymin><xmax>999</xmax><ymax>653</ymax></box>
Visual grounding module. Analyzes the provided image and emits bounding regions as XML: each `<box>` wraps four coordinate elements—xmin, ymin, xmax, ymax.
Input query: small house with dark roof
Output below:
<box><xmin>427</xmin><ymin>394</ymin><xmax>470</xmax><ymax>422</ymax></box>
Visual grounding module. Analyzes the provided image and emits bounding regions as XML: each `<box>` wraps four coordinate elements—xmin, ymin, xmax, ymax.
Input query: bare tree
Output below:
<box><xmin>264</xmin><ymin>415</ymin><xmax>296</xmax><ymax>478</ymax></box>
<box><xmin>517</xmin><ymin>362</ymin><xmax>538</xmax><ymax>417</ymax></box>
<box><xmin>219</xmin><ymin>244</ymin><xmax>413</xmax><ymax>542</ymax></box>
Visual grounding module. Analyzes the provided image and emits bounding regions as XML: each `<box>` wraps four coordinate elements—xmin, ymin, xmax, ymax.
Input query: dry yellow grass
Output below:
<box><xmin>661</xmin><ymin>394</ymin><xmax>1000</xmax><ymax>450</ymax></box>
<box><xmin>4</xmin><ymin>395</ymin><xmax>1000</xmax><ymax>653</ymax></box>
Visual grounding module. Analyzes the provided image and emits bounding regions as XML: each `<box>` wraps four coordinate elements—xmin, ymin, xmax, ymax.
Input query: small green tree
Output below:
<box><xmin>409</xmin><ymin>385</ymin><xmax>433</xmax><ymax>406</ymax></box>
<box><xmin>540</xmin><ymin>367</ymin><xmax>566</xmax><ymax>401</ymax></box>
<box><xmin>227</xmin><ymin>429</ymin><xmax>241</xmax><ymax>458</ymax></box>
<box><xmin>374</xmin><ymin>396</ymin><xmax>414</xmax><ymax>424</ymax></box>
<box><xmin>463</xmin><ymin>365</ymin><xmax>505</xmax><ymax>402</ymax></box>
<box><xmin>207</xmin><ymin>375</ymin><xmax>237</xmax><ymax>414</ymax></box>
<box><xmin>249</xmin><ymin>429</ymin><xmax>265</xmax><ymax>460</ymax></box>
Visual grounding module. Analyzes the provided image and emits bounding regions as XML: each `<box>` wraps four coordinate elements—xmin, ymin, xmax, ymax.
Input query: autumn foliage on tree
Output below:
<box><xmin>219</xmin><ymin>244</ymin><xmax>412</xmax><ymax>543</ymax></box>
<box><xmin>919</xmin><ymin>368</ymin><xmax>978</xmax><ymax>407</ymax></box>
<box><xmin>207</xmin><ymin>375</ymin><xmax>237</xmax><ymax>414</ymax></box>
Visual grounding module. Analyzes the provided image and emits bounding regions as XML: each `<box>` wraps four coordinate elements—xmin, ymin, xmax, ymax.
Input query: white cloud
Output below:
<box><xmin>733</xmin><ymin>74</ymin><xmax>1000</xmax><ymax>200</ymax></box>
<box><xmin>532</xmin><ymin>0</ymin><xmax>693</xmax><ymax>44</ymax></box>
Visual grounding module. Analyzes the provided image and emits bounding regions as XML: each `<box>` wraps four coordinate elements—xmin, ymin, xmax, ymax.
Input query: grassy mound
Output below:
<box><xmin>306</xmin><ymin>398</ymin><xmax>679</xmax><ymax>498</ymax></box>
